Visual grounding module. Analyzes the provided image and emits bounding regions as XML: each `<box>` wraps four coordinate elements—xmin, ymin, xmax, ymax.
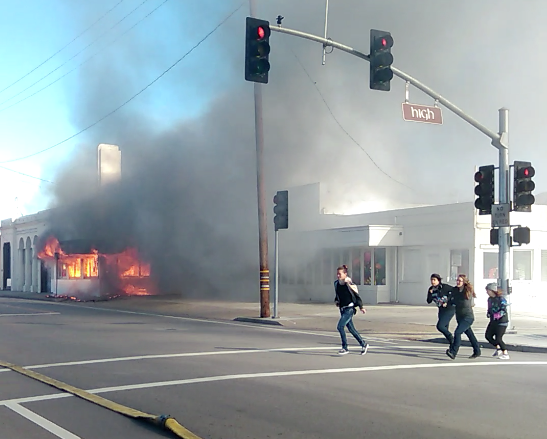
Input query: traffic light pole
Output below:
<box><xmin>497</xmin><ymin>109</ymin><xmax>512</xmax><ymax>329</ymax></box>
<box><xmin>269</xmin><ymin>25</ymin><xmax>513</xmax><ymax>323</ymax></box>
<box><xmin>274</xmin><ymin>229</ymin><xmax>279</xmax><ymax>319</ymax></box>
<box><xmin>250</xmin><ymin>0</ymin><xmax>270</xmax><ymax>318</ymax></box>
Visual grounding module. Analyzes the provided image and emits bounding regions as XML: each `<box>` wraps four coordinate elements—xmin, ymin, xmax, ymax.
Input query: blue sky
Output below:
<box><xmin>0</xmin><ymin>0</ymin><xmax>241</xmax><ymax>220</ymax></box>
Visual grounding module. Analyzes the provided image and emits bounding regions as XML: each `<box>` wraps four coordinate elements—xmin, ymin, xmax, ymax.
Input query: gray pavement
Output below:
<box><xmin>1</xmin><ymin>296</ymin><xmax>547</xmax><ymax>438</ymax></box>
<box><xmin>3</xmin><ymin>291</ymin><xmax>544</xmax><ymax>352</ymax></box>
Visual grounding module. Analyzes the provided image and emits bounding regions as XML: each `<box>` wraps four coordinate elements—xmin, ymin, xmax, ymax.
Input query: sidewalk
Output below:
<box><xmin>2</xmin><ymin>291</ymin><xmax>547</xmax><ymax>353</ymax></box>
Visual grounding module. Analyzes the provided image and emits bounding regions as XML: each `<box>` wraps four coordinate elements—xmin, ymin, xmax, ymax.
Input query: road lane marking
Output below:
<box><xmin>0</xmin><ymin>299</ymin><xmax>406</xmax><ymax>341</ymax></box>
<box><xmin>5</xmin><ymin>402</ymin><xmax>81</xmax><ymax>439</ymax></box>
<box><xmin>0</xmin><ymin>345</ymin><xmax>447</xmax><ymax>373</ymax></box>
<box><xmin>0</xmin><ymin>312</ymin><xmax>60</xmax><ymax>317</ymax></box>
<box><xmin>1</xmin><ymin>360</ymin><xmax>547</xmax><ymax>407</ymax></box>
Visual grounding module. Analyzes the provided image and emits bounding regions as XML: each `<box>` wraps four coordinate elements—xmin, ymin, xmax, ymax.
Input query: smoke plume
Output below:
<box><xmin>44</xmin><ymin>0</ymin><xmax>547</xmax><ymax>299</ymax></box>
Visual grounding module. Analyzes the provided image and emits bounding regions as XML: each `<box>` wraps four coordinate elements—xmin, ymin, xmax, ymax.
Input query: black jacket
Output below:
<box><xmin>426</xmin><ymin>283</ymin><xmax>453</xmax><ymax>308</ymax></box>
<box><xmin>334</xmin><ymin>279</ymin><xmax>363</xmax><ymax>314</ymax></box>
<box><xmin>450</xmin><ymin>287</ymin><xmax>475</xmax><ymax>318</ymax></box>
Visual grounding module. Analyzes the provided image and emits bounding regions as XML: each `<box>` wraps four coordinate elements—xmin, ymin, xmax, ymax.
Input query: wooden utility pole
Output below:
<box><xmin>249</xmin><ymin>0</ymin><xmax>270</xmax><ymax>318</ymax></box>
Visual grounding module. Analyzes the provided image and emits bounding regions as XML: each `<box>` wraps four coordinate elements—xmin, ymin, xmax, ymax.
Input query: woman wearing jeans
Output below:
<box><xmin>446</xmin><ymin>274</ymin><xmax>481</xmax><ymax>360</ymax></box>
<box><xmin>334</xmin><ymin>265</ymin><xmax>368</xmax><ymax>356</ymax></box>
<box><xmin>427</xmin><ymin>273</ymin><xmax>455</xmax><ymax>345</ymax></box>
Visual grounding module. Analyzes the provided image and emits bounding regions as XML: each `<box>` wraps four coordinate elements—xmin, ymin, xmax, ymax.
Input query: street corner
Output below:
<box><xmin>234</xmin><ymin>317</ymin><xmax>284</xmax><ymax>326</ymax></box>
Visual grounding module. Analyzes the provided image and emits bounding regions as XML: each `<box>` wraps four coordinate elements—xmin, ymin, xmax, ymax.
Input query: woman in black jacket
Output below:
<box><xmin>427</xmin><ymin>273</ymin><xmax>455</xmax><ymax>345</ymax></box>
<box><xmin>446</xmin><ymin>274</ymin><xmax>481</xmax><ymax>360</ymax></box>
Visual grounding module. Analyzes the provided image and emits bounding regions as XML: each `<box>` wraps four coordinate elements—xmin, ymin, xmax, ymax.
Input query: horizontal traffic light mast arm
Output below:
<box><xmin>270</xmin><ymin>25</ymin><xmax>502</xmax><ymax>147</ymax></box>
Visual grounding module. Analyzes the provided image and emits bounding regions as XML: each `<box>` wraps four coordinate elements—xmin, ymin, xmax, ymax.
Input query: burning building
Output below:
<box><xmin>37</xmin><ymin>236</ymin><xmax>154</xmax><ymax>300</ymax></box>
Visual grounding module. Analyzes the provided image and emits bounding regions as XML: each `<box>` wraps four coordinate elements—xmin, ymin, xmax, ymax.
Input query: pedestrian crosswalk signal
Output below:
<box><xmin>474</xmin><ymin>165</ymin><xmax>495</xmax><ymax>215</ymax></box>
<box><xmin>369</xmin><ymin>29</ymin><xmax>394</xmax><ymax>91</ymax></box>
<box><xmin>245</xmin><ymin>17</ymin><xmax>271</xmax><ymax>84</ymax></box>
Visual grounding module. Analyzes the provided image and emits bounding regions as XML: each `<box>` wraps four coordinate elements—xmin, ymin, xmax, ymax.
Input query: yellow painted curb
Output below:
<box><xmin>0</xmin><ymin>360</ymin><xmax>202</xmax><ymax>439</ymax></box>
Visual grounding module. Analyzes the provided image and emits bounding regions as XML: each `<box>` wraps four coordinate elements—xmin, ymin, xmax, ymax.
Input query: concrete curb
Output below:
<box><xmin>420</xmin><ymin>337</ymin><xmax>547</xmax><ymax>354</ymax></box>
<box><xmin>233</xmin><ymin>317</ymin><xmax>284</xmax><ymax>326</ymax></box>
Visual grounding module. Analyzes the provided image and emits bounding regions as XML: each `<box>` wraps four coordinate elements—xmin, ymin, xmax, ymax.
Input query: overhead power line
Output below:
<box><xmin>0</xmin><ymin>1</ymin><xmax>245</xmax><ymax>165</ymax></box>
<box><xmin>0</xmin><ymin>164</ymin><xmax>53</xmax><ymax>183</ymax></box>
<box><xmin>290</xmin><ymin>47</ymin><xmax>417</xmax><ymax>192</ymax></box>
<box><xmin>0</xmin><ymin>0</ymin><xmax>153</xmax><ymax>108</ymax></box>
<box><xmin>0</xmin><ymin>0</ymin><xmax>126</xmax><ymax>96</ymax></box>
<box><xmin>0</xmin><ymin>0</ymin><xmax>170</xmax><ymax>114</ymax></box>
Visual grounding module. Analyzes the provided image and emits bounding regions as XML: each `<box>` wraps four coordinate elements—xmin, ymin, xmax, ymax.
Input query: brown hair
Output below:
<box><xmin>458</xmin><ymin>274</ymin><xmax>476</xmax><ymax>299</ymax></box>
<box><xmin>337</xmin><ymin>265</ymin><xmax>348</xmax><ymax>273</ymax></box>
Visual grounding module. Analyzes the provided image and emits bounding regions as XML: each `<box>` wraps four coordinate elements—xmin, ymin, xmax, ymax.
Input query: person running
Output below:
<box><xmin>485</xmin><ymin>282</ymin><xmax>510</xmax><ymax>360</ymax></box>
<box><xmin>334</xmin><ymin>265</ymin><xmax>368</xmax><ymax>356</ymax></box>
<box><xmin>446</xmin><ymin>274</ymin><xmax>481</xmax><ymax>360</ymax></box>
<box><xmin>426</xmin><ymin>273</ymin><xmax>455</xmax><ymax>345</ymax></box>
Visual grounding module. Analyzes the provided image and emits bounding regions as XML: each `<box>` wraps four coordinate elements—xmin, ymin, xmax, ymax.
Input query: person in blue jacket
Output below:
<box><xmin>427</xmin><ymin>273</ymin><xmax>455</xmax><ymax>345</ymax></box>
<box><xmin>485</xmin><ymin>282</ymin><xmax>510</xmax><ymax>360</ymax></box>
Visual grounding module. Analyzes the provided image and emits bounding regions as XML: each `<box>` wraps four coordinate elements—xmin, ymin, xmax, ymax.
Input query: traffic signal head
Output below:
<box><xmin>370</xmin><ymin>29</ymin><xmax>394</xmax><ymax>91</ymax></box>
<box><xmin>474</xmin><ymin>165</ymin><xmax>495</xmax><ymax>215</ymax></box>
<box><xmin>245</xmin><ymin>17</ymin><xmax>271</xmax><ymax>84</ymax></box>
<box><xmin>513</xmin><ymin>226</ymin><xmax>531</xmax><ymax>245</ymax></box>
<box><xmin>273</xmin><ymin>190</ymin><xmax>288</xmax><ymax>231</ymax></box>
<box><xmin>513</xmin><ymin>161</ymin><xmax>535</xmax><ymax>212</ymax></box>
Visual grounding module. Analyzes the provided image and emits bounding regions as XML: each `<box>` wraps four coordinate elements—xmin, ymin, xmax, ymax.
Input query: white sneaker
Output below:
<box><xmin>498</xmin><ymin>353</ymin><xmax>510</xmax><ymax>360</ymax></box>
<box><xmin>361</xmin><ymin>344</ymin><xmax>369</xmax><ymax>356</ymax></box>
<box><xmin>492</xmin><ymin>350</ymin><xmax>501</xmax><ymax>357</ymax></box>
<box><xmin>338</xmin><ymin>349</ymin><xmax>349</xmax><ymax>355</ymax></box>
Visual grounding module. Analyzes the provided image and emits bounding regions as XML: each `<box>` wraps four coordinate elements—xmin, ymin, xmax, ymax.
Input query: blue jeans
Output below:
<box><xmin>449</xmin><ymin>314</ymin><xmax>481</xmax><ymax>356</ymax></box>
<box><xmin>337</xmin><ymin>307</ymin><xmax>366</xmax><ymax>350</ymax></box>
<box><xmin>437</xmin><ymin>306</ymin><xmax>455</xmax><ymax>344</ymax></box>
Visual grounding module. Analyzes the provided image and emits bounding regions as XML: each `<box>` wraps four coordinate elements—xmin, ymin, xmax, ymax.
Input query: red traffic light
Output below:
<box><xmin>256</xmin><ymin>25</ymin><xmax>270</xmax><ymax>40</ymax></box>
<box><xmin>474</xmin><ymin>171</ymin><xmax>484</xmax><ymax>183</ymax></box>
<box><xmin>524</xmin><ymin>166</ymin><xmax>535</xmax><ymax>178</ymax></box>
<box><xmin>374</xmin><ymin>34</ymin><xmax>393</xmax><ymax>50</ymax></box>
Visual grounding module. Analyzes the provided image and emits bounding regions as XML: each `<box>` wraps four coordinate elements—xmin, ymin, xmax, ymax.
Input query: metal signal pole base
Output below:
<box><xmin>273</xmin><ymin>229</ymin><xmax>279</xmax><ymax>319</ymax></box>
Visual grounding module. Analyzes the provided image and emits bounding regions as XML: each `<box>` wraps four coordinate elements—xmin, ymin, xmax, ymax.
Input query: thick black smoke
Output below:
<box><xmin>44</xmin><ymin>0</ymin><xmax>547</xmax><ymax>299</ymax></box>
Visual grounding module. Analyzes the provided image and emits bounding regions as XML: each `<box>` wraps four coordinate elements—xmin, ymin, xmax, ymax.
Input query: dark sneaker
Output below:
<box><xmin>469</xmin><ymin>352</ymin><xmax>481</xmax><ymax>359</ymax></box>
<box><xmin>360</xmin><ymin>344</ymin><xmax>369</xmax><ymax>356</ymax></box>
<box><xmin>446</xmin><ymin>349</ymin><xmax>455</xmax><ymax>360</ymax></box>
<box><xmin>338</xmin><ymin>349</ymin><xmax>349</xmax><ymax>355</ymax></box>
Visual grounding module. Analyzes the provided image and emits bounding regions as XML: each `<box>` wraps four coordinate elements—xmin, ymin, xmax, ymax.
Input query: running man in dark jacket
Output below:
<box><xmin>427</xmin><ymin>273</ymin><xmax>455</xmax><ymax>345</ymax></box>
<box><xmin>334</xmin><ymin>265</ymin><xmax>368</xmax><ymax>356</ymax></box>
<box><xmin>485</xmin><ymin>282</ymin><xmax>510</xmax><ymax>360</ymax></box>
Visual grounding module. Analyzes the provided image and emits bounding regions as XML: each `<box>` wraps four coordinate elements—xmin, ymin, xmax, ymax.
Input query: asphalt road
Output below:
<box><xmin>1</xmin><ymin>297</ymin><xmax>546</xmax><ymax>439</ymax></box>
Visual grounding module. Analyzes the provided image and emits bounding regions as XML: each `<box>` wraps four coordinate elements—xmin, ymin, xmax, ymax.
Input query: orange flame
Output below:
<box><xmin>38</xmin><ymin>236</ymin><xmax>152</xmax><ymax>296</ymax></box>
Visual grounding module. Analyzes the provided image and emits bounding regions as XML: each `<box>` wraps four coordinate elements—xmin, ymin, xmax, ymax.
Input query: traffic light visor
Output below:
<box><xmin>250</xmin><ymin>41</ymin><xmax>270</xmax><ymax>57</ymax></box>
<box><xmin>256</xmin><ymin>25</ymin><xmax>270</xmax><ymax>40</ymax></box>
<box><xmin>520</xmin><ymin>166</ymin><xmax>535</xmax><ymax>178</ymax></box>
<box><xmin>249</xmin><ymin>58</ymin><xmax>270</xmax><ymax>74</ymax></box>
<box><xmin>373</xmin><ymin>34</ymin><xmax>393</xmax><ymax>50</ymax></box>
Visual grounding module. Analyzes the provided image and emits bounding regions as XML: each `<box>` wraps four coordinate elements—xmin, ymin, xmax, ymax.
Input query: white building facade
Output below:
<box><xmin>278</xmin><ymin>184</ymin><xmax>547</xmax><ymax>314</ymax></box>
<box><xmin>0</xmin><ymin>210</ymin><xmax>51</xmax><ymax>293</ymax></box>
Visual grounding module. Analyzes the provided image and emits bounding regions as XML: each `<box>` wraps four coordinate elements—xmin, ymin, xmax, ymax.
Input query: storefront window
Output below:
<box><xmin>374</xmin><ymin>248</ymin><xmax>386</xmax><ymax>286</ymax></box>
<box><xmin>483</xmin><ymin>253</ymin><xmax>497</xmax><ymax>279</ymax></box>
<box><xmin>363</xmin><ymin>250</ymin><xmax>372</xmax><ymax>285</ymax></box>
<box><xmin>351</xmin><ymin>248</ymin><xmax>361</xmax><ymax>285</ymax></box>
<box><xmin>513</xmin><ymin>251</ymin><xmax>532</xmax><ymax>280</ymax></box>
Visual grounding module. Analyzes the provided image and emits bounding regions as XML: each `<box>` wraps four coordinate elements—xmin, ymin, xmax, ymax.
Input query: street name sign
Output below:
<box><xmin>492</xmin><ymin>203</ymin><xmax>510</xmax><ymax>228</ymax></box>
<box><xmin>402</xmin><ymin>102</ymin><xmax>443</xmax><ymax>125</ymax></box>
